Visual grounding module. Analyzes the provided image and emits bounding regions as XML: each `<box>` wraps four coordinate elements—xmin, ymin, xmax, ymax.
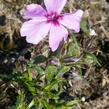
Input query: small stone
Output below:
<box><xmin>81</xmin><ymin>97</ymin><xmax>85</xmax><ymax>102</ymax></box>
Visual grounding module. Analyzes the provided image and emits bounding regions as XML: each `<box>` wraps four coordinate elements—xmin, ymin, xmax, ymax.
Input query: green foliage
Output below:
<box><xmin>80</xmin><ymin>20</ymin><xmax>89</xmax><ymax>35</ymax></box>
<box><xmin>8</xmin><ymin>60</ymin><xmax>78</xmax><ymax>109</ymax></box>
<box><xmin>83</xmin><ymin>53</ymin><xmax>101</xmax><ymax>66</ymax></box>
<box><xmin>9</xmin><ymin>90</ymin><xmax>27</xmax><ymax>109</ymax></box>
<box><xmin>33</xmin><ymin>55</ymin><xmax>46</xmax><ymax>64</ymax></box>
<box><xmin>65</xmin><ymin>34</ymin><xmax>81</xmax><ymax>58</ymax></box>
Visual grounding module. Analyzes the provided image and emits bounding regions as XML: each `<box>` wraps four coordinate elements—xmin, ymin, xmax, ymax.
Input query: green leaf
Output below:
<box><xmin>83</xmin><ymin>53</ymin><xmax>101</xmax><ymax>66</ymax></box>
<box><xmin>91</xmin><ymin>54</ymin><xmax>101</xmax><ymax>66</ymax></box>
<box><xmin>28</xmin><ymin>69</ymin><xmax>33</xmax><ymax>81</ymax></box>
<box><xmin>27</xmin><ymin>99</ymin><xmax>35</xmax><ymax>109</ymax></box>
<box><xmin>45</xmin><ymin>65</ymin><xmax>58</xmax><ymax>81</ymax></box>
<box><xmin>11</xmin><ymin>90</ymin><xmax>27</xmax><ymax>109</ymax></box>
<box><xmin>57</xmin><ymin>66</ymin><xmax>70</xmax><ymax>77</ymax></box>
<box><xmin>39</xmin><ymin>99</ymin><xmax>51</xmax><ymax>109</ymax></box>
<box><xmin>65</xmin><ymin>100</ymin><xmax>79</xmax><ymax>107</ymax></box>
<box><xmin>33</xmin><ymin>55</ymin><xmax>46</xmax><ymax>64</ymax></box>
<box><xmin>34</xmin><ymin>65</ymin><xmax>44</xmax><ymax>74</ymax></box>
<box><xmin>22</xmin><ymin>69</ymin><xmax>33</xmax><ymax>81</ymax></box>
<box><xmin>44</xmin><ymin>79</ymin><xmax>61</xmax><ymax>91</ymax></box>
<box><xmin>80</xmin><ymin>20</ymin><xmax>89</xmax><ymax>34</ymax></box>
<box><xmin>67</xmin><ymin>34</ymin><xmax>80</xmax><ymax>57</ymax></box>
<box><xmin>45</xmin><ymin>65</ymin><xmax>57</xmax><ymax>73</ymax></box>
<box><xmin>24</xmin><ymin>82</ymin><xmax>36</xmax><ymax>94</ymax></box>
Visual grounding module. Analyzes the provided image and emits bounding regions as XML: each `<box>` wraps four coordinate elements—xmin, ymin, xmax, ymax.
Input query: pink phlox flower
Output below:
<box><xmin>20</xmin><ymin>0</ymin><xmax>83</xmax><ymax>51</ymax></box>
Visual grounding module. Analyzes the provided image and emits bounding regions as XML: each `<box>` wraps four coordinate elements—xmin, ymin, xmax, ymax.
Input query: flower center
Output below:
<box><xmin>46</xmin><ymin>12</ymin><xmax>63</xmax><ymax>25</ymax></box>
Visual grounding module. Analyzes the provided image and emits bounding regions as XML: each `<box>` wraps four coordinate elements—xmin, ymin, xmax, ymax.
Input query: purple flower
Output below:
<box><xmin>20</xmin><ymin>0</ymin><xmax>83</xmax><ymax>51</ymax></box>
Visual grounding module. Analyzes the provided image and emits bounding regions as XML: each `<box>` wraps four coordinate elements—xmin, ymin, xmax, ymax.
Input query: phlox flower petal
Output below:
<box><xmin>49</xmin><ymin>24</ymin><xmax>68</xmax><ymax>51</ymax></box>
<box><xmin>44</xmin><ymin>0</ymin><xmax>67</xmax><ymax>14</ymax></box>
<box><xmin>26</xmin><ymin>22</ymin><xmax>51</xmax><ymax>44</ymax></box>
<box><xmin>20</xmin><ymin>16</ymin><xmax>47</xmax><ymax>36</ymax></box>
<box><xmin>23</xmin><ymin>4</ymin><xmax>46</xmax><ymax>19</ymax></box>
<box><xmin>60</xmin><ymin>10</ymin><xmax>83</xmax><ymax>32</ymax></box>
<box><xmin>20</xmin><ymin>18</ymin><xmax>51</xmax><ymax>44</ymax></box>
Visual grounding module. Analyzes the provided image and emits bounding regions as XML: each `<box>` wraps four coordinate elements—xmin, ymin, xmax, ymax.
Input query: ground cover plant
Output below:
<box><xmin>0</xmin><ymin>0</ymin><xmax>109</xmax><ymax>109</ymax></box>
